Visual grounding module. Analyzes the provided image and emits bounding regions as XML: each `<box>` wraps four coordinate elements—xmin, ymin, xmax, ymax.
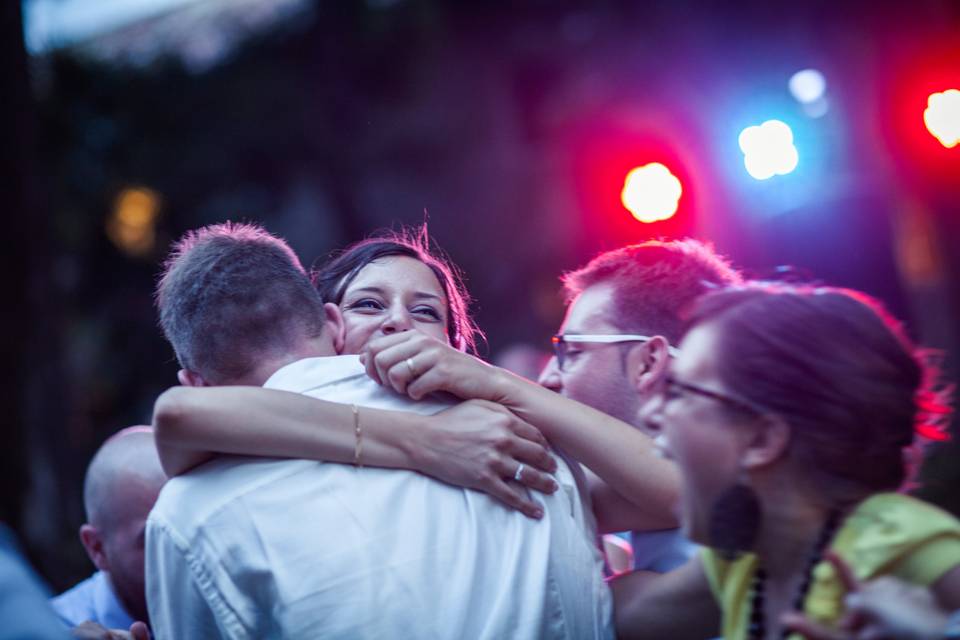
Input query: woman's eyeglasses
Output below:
<box><xmin>662</xmin><ymin>374</ymin><xmax>765</xmax><ymax>416</ymax></box>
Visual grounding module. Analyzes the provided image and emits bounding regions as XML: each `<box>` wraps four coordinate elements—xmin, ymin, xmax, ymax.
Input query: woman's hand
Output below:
<box><xmin>411</xmin><ymin>399</ymin><xmax>559</xmax><ymax>519</ymax></box>
<box><xmin>361</xmin><ymin>331</ymin><xmax>508</xmax><ymax>402</ymax></box>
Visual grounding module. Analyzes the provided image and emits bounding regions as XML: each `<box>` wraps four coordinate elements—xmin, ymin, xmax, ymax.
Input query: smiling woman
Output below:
<box><xmin>314</xmin><ymin>227</ymin><xmax>482</xmax><ymax>354</ymax></box>
<box><xmin>152</xmin><ymin>225</ymin><xmax>556</xmax><ymax>519</ymax></box>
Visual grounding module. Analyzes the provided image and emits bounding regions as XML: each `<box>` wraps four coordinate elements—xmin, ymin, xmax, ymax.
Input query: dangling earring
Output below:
<box><xmin>708</xmin><ymin>467</ymin><xmax>762</xmax><ymax>561</ymax></box>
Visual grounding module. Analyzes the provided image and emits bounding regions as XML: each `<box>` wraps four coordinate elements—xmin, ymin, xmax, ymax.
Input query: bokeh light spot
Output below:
<box><xmin>738</xmin><ymin>120</ymin><xmax>799</xmax><ymax>180</ymax></box>
<box><xmin>788</xmin><ymin>69</ymin><xmax>827</xmax><ymax>104</ymax></box>
<box><xmin>108</xmin><ymin>187</ymin><xmax>160</xmax><ymax>257</ymax></box>
<box><xmin>924</xmin><ymin>89</ymin><xmax>960</xmax><ymax>148</ymax></box>
<box><xmin>620</xmin><ymin>162</ymin><xmax>682</xmax><ymax>223</ymax></box>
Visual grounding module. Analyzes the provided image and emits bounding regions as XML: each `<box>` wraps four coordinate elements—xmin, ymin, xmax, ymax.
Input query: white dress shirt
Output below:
<box><xmin>147</xmin><ymin>356</ymin><xmax>612</xmax><ymax>640</ymax></box>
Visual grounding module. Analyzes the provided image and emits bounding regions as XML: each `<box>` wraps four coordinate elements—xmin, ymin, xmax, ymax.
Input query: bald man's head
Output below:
<box><xmin>79</xmin><ymin>426</ymin><xmax>167</xmax><ymax>623</ymax></box>
<box><xmin>83</xmin><ymin>426</ymin><xmax>165</xmax><ymax>527</ymax></box>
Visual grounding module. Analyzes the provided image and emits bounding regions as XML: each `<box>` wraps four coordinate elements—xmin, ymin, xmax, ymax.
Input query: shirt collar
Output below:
<box><xmin>263</xmin><ymin>355</ymin><xmax>366</xmax><ymax>393</ymax></box>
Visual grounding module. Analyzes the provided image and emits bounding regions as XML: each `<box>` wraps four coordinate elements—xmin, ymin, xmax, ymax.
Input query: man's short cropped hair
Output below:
<box><xmin>561</xmin><ymin>239</ymin><xmax>742</xmax><ymax>344</ymax></box>
<box><xmin>156</xmin><ymin>222</ymin><xmax>327</xmax><ymax>383</ymax></box>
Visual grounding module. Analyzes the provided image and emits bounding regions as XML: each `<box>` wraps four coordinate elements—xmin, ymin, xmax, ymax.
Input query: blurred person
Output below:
<box><xmin>52</xmin><ymin>427</ymin><xmax>162</xmax><ymax>640</ymax></box>
<box><xmin>537</xmin><ymin>240</ymin><xmax>741</xmax><ymax>573</ymax></box>
<box><xmin>359</xmin><ymin>283</ymin><xmax>960</xmax><ymax>639</ymax></box>
<box><xmin>494</xmin><ymin>343</ymin><xmax>550</xmax><ymax>381</ymax></box>
<box><xmin>0</xmin><ymin>523</ymin><xmax>71</xmax><ymax>639</ymax></box>
<box><xmin>783</xmin><ymin>553</ymin><xmax>960</xmax><ymax>640</ymax></box>
<box><xmin>148</xmin><ymin>223</ymin><xmax>612</xmax><ymax>639</ymax></box>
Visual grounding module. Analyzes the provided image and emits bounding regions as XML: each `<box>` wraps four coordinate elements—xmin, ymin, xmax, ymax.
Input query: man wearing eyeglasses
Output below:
<box><xmin>538</xmin><ymin>239</ymin><xmax>742</xmax><ymax>574</ymax></box>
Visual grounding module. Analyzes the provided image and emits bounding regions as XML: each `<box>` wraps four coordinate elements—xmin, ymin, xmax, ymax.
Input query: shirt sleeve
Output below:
<box><xmin>893</xmin><ymin>534</ymin><xmax>960</xmax><ymax>585</ymax></box>
<box><xmin>147</xmin><ymin>516</ymin><xmax>252</xmax><ymax>640</ymax></box>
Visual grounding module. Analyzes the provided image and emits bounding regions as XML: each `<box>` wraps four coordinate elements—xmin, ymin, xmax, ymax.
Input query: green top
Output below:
<box><xmin>701</xmin><ymin>493</ymin><xmax>960</xmax><ymax>640</ymax></box>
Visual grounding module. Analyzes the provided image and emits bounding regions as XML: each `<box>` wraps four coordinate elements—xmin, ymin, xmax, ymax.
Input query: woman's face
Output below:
<box><xmin>337</xmin><ymin>255</ymin><xmax>450</xmax><ymax>354</ymax></box>
<box><xmin>650</xmin><ymin>322</ymin><xmax>755</xmax><ymax>545</ymax></box>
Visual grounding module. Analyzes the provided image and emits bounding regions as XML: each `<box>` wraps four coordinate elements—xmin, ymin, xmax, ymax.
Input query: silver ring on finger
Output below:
<box><xmin>513</xmin><ymin>463</ymin><xmax>525</xmax><ymax>482</ymax></box>
<box><xmin>405</xmin><ymin>357</ymin><xmax>417</xmax><ymax>378</ymax></box>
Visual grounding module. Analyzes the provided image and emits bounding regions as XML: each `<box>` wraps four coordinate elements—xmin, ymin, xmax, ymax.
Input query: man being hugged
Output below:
<box><xmin>147</xmin><ymin>223</ymin><xmax>611</xmax><ymax>639</ymax></box>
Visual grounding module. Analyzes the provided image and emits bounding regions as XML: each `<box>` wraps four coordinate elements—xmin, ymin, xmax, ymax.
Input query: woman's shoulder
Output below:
<box><xmin>852</xmin><ymin>493</ymin><xmax>960</xmax><ymax>533</ymax></box>
<box><xmin>837</xmin><ymin>492</ymin><xmax>960</xmax><ymax>584</ymax></box>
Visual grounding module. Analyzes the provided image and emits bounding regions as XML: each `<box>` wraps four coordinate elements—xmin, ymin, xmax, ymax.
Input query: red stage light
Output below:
<box><xmin>620</xmin><ymin>163</ymin><xmax>682</xmax><ymax>223</ymax></box>
<box><xmin>924</xmin><ymin>89</ymin><xmax>960</xmax><ymax>148</ymax></box>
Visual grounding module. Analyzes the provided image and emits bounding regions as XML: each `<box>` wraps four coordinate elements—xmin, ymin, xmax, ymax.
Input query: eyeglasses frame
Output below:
<box><xmin>663</xmin><ymin>374</ymin><xmax>766</xmax><ymax>416</ymax></box>
<box><xmin>551</xmin><ymin>333</ymin><xmax>681</xmax><ymax>371</ymax></box>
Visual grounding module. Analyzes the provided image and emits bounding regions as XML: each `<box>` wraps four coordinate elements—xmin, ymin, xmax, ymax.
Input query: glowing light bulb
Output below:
<box><xmin>738</xmin><ymin>120</ymin><xmax>799</xmax><ymax>180</ymax></box>
<box><xmin>924</xmin><ymin>89</ymin><xmax>960</xmax><ymax>148</ymax></box>
<box><xmin>620</xmin><ymin>163</ymin><xmax>682</xmax><ymax>223</ymax></box>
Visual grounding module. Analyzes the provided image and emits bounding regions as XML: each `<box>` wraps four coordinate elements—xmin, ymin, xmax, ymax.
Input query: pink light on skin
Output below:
<box><xmin>620</xmin><ymin>162</ymin><xmax>683</xmax><ymax>223</ymax></box>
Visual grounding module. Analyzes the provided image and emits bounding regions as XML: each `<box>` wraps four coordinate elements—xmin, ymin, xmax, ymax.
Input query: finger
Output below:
<box><xmin>407</xmin><ymin>369</ymin><xmax>449</xmax><ymax>400</ymax></box>
<box><xmin>511</xmin><ymin>463</ymin><xmax>558</xmax><ymax>494</ymax></box>
<box><xmin>362</xmin><ymin>345</ymin><xmax>382</xmax><ymax>385</ymax></box>
<box><xmin>506</xmin><ymin>418</ymin><xmax>552</xmax><ymax>454</ymax></box>
<box><xmin>386</xmin><ymin>351</ymin><xmax>439</xmax><ymax>396</ymax></box>
<box><xmin>364</xmin><ymin>333</ymin><xmax>422</xmax><ymax>385</ymax></box>
<box><xmin>780</xmin><ymin>612</ymin><xmax>848</xmax><ymax>640</ymax></box>
<box><xmin>825</xmin><ymin>551</ymin><xmax>860</xmax><ymax>594</ymax></box>
<box><xmin>509</xmin><ymin>437</ymin><xmax>558</xmax><ymax>475</ymax></box>
<box><xmin>374</xmin><ymin>342</ymin><xmax>431</xmax><ymax>392</ymax></box>
<box><xmin>485</xmin><ymin>477</ymin><xmax>544</xmax><ymax>519</ymax></box>
<box><xmin>129</xmin><ymin>622</ymin><xmax>151</xmax><ymax>640</ymax></box>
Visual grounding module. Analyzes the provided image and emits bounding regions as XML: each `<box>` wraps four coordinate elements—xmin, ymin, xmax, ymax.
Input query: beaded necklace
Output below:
<box><xmin>747</xmin><ymin>509</ymin><xmax>843</xmax><ymax>640</ymax></box>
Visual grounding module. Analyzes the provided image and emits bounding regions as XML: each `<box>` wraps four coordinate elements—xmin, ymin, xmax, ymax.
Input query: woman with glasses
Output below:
<box><xmin>361</xmin><ymin>283</ymin><xmax>960</xmax><ymax>639</ymax></box>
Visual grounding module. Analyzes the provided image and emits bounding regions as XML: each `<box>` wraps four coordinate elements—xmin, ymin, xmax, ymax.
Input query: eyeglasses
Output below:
<box><xmin>663</xmin><ymin>374</ymin><xmax>764</xmax><ymax>416</ymax></box>
<box><xmin>551</xmin><ymin>334</ymin><xmax>681</xmax><ymax>372</ymax></box>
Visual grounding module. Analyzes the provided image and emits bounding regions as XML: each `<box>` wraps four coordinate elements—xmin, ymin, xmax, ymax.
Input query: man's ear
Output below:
<box><xmin>629</xmin><ymin>335</ymin><xmax>673</xmax><ymax>397</ymax></box>
<box><xmin>323</xmin><ymin>303</ymin><xmax>346</xmax><ymax>354</ymax></box>
<box><xmin>177</xmin><ymin>369</ymin><xmax>207</xmax><ymax>387</ymax></box>
<box><xmin>742</xmin><ymin>415</ymin><xmax>792</xmax><ymax>470</ymax></box>
<box><xmin>79</xmin><ymin>524</ymin><xmax>109</xmax><ymax>572</ymax></box>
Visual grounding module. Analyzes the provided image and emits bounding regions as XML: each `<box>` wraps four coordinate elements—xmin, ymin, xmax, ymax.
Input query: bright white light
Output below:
<box><xmin>924</xmin><ymin>89</ymin><xmax>960</xmax><ymax>149</ymax></box>
<box><xmin>738</xmin><ymin>120</ymin><xmax>799</xmax><ymax>180</ymax></box>
<box><xmin>789</xmin><ymin>69</ymin><xmax>827</xmax><ymax>104</ymax></box>
<box><xmin>24</xmin><ymin>0</ymin><xmax>199</xmax><ymax>53</ymax></box>
<box><xmin>620</xmin><ymin>163</ymin><xmax>682</xmax><ymax>223</ymax></box>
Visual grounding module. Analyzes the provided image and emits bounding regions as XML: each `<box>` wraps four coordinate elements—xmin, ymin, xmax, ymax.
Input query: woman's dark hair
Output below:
<box><xmin>313</xmin><ymin>226</ymin><xmax>483</xmax><ymax>354</ymax></box>
<box><xmin>685</xmin><ymin>284</ymin><xmax>951</xmax><ymax>500</ymax></box>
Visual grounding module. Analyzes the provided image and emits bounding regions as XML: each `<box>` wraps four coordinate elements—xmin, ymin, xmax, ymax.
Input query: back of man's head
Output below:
<box><xmin>562</xmin><ymin>239</ymin><xmax>742</xmax><ymax>344</ymax></box>
<box><xmin>156</xmin><ymin>222</ymin><xmax>327</xmax><ymax>384</ymax></box>
<box><xmin>83</xmin><ymin>427</ymin><xmax>165</xmax><ymax>531</ymax></box>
